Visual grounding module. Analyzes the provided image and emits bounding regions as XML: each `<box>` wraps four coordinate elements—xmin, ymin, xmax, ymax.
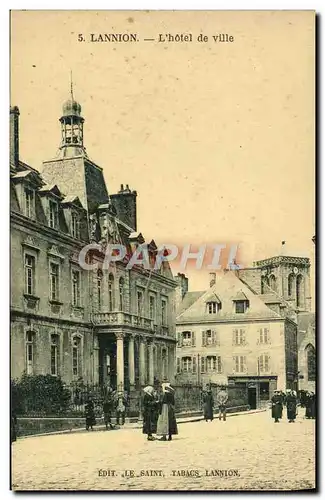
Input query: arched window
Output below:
<box><xmin>119</xmin><ymin>277</ymin><xmax>124</xmax><ymax>311</ymax></box>
<box><xmin>261</xmin><ymin>276</ymin><xmax>269</xmax><ymax>294</ymax></box>
<box><xmin>108</xmin><ymin>273</ymin><xmax>114</xmax><ymax>311</ymax></box>
<box><xmin>306</xmin><ymin>344</ymin><xmax>316</xmax><ymax>381</ymax></box>
<box><xmin>296</xmin><ymin>274</ymin><xmax>304</xmax><ymax>308</ymax></box>
<box><xmin>288</xmin><ymin>274</ymin><xmax>295</xmax><ymax>297</ymax></box>
<box><xmin>97</xmin><ymin>269</ymin><xmax>103</xmax><ymax>310</ymax></box>
<box><xmin>269</xmin><ymin>275</ymin><xmax>276</xmax><ymax>292</ymax></box>
<box><xmin>26</xmin><ymin>331</ymin><xmax>35</xmax><ymax>375</ymax></box>
<box><xmin>72</xmin><ymin>336</ymin><xmax>82</xmax><ymax>378</ymax></box>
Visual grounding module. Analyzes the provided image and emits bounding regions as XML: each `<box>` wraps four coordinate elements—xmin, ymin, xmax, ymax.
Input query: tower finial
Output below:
<box><xmin>70</xmin><ymin>70</ymin><xmax>74</xmax><ymax>100</ymax></box>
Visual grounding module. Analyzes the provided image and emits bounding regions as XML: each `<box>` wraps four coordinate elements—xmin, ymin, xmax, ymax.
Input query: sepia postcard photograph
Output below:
<box><xmin>9</xmin><ymin>9</ymin><xmax>316</xmax><ymax>492</ymax></box>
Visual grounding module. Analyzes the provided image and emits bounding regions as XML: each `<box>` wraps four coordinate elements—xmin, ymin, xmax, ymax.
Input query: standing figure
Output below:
<box><xmin>202</xmin><ymin>385</ymin><xmax>214</xmax><ymax>422</ymax></box>
<box><xmin>216</xmin><ymin>386</ymin><xmax>228</xmax><ymax>421</ymax></box>
<box><xmin>271</xmin><ymin>390</ymin><xmax>283</xmax><ymax>423</ymax></box>
<box><xmin>85</xmin><ymin>397</ymin><xmax>96</xmax><ymax>431</ymax></box>
<box><xmin>115</xmin><ymin>391</ymin><xmax>128</xmax><ymax>426</ymax></box>
<box><xmin>142</xmin><ymin>385</ymin><xmax>159</xmax><ymax>441</ymax></box>
<box><xmin>305</xmin><ymin>391</ymin><xmax>316</xmax><ymax>419</ymax></box>
<box><xmin>103</xmin><ymin>388</ymin><xmax>114</xmax><ymax>430</ymax></box>
<box><xmin>286</xmin><ymin>389</ymin><xmax>297</xmax><ymax>423</ymax></box>
<box><xmin>11</xmin><ymin>410</ymin><xmax>17</xmax><ymax>443</ymax></box>
<box><xmin>156</xmin><ymin>382</ymin><xmax>178</xmax><ymax>441</ymax></box>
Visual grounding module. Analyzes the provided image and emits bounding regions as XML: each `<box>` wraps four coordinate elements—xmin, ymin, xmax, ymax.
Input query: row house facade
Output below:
<box><xmin>175</xmin><ymin>270</ymin><xmax>298</xmax><ymax>408</ymax></box>
<box><xmin>10</xmin><ymin>94</ymin><xmax>176</xmax><ymax>390</ymax></box>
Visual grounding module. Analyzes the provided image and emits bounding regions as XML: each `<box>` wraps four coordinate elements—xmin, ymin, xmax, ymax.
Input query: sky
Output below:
<box><xmin>10</xmin><ymin>11</ymin><xmax>315</xmax><ymax>302</ymax></box>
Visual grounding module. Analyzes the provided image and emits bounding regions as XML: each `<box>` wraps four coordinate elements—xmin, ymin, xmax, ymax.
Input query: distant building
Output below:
<box><xmin>175</xmin><ymin>270</ymin><xmax>298</xmax><ymax>408</ymax></box>
<box><xmin>10</xmin><ymin>92</ymin><xmax>176</xmax><ymax>389</ymax></box>
<box><xmin>297</xmin><ymin>313</ymin><xmax>315</xmax><ymax>392</ymax></box>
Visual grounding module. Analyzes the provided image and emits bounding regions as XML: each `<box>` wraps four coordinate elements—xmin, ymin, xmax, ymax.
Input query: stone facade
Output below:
<box><xmin>176</xmin><ymin>270</ymin><xmax>298</xmax><ymax>406</ymax></box>
<box><xmin>10</xmin><ymin>93</ymin><xmax>176</xmax><ymax>389</ymax></box>
<box><xmin>297</xmin><ymin>313</ymin><xmax>316</xmax><ymax>392</ymax></box>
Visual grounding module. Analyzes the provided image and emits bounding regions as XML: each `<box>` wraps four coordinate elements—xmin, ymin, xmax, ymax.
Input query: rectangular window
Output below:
<box><xmin>149</xmin><ymin>295</ymin><xmax>156</xmax><ymax>321</ymax></box>
<box><xmin>233</xmin><ymin>329</ymin><xmax>246</xmax><ymax>345</ymax></box>
<box><xmin>182</xmin><ymin>331</ymin><xmax>192</xmax><ymax>347</ymax></box>
<box><xmin>234</xmin><ymin>355</ymin><xmax>246</xmax><ymax>373</ymax></box>
<box><xmin>49</xmin><ymin>200</ymin><xmax>59</xmax><ymax>229</ymax></box>
<box><xmin>50</xmin><ymin>263</ymin><xmax>59</xmax><ymax>301</ymax></box>
<box><xmin>161</xmin><ymin>299</ymin><xmax>167</xmax><ymax>325</ymax></box>
<box><xmin>26</xmin><ymin>331</ymin><xmax>34</xmax><ymax>375</ymax></box>
<box><xmin>72</xmin><ymin>337</ymin><xmax>81</xmax><ymax>377</ymax></box>
<box><xmin>24</xmin><ymin>188</ymin><xmax>34</xmax><ymax>218</ymax></box>
<box><xmin>71</xmin><ymin>212</ymin><xmax>80</xmax><ymax>238</ymax></box>
<box><xmin>258</xmin><ymin>354</ymin><xmax>270</xmax><ymax>373</ymax></box>
<box><xmin>50</xmin><ymin>334</ymin><xmax>59</xmax><ymax>375</ymax></box>
<box><xmin>72</xmin><ymin>270</ymin><xmax>81</xmax><ymax>307</ymax></box>
<box><xmin>259</xmin><ymin>328</ymin><xmax>269</xmax><ymax>344</ymax></box>
<box><xmin>235</xmin><ymin>301</ymin><xmax>247</xmax><ymax>313</ymax></box>
<box><xmin>181</xmin><ymin>356</ymin><xmax>192</xmax><ymax>372</ymax></box>
<box><xmin>137</xmin><ymin>290</ymin><xmax>144</xmax><ymax>316</ymax></box>
<box><xmin>24</xmin><ymin>254</ymin><xmax>35</xmax><ymax>296</ymax></box>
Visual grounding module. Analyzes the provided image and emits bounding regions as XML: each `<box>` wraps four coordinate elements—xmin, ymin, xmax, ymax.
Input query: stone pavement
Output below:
<box><xmin>11</xmin><ymin>408</ymin><xmax>315</xmax><ymax>491</ymax></box>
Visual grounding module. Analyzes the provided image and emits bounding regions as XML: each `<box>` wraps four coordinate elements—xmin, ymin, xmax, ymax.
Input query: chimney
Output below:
<box><xmin>209</xmin><ymin>272</ymin><xmax>216</xmax><ymax>288</ymax></box>
<box><xmin>110</xmin><ymin>186</ymin><xmax>137</xmax><ymax>231</ymax></box>
<box><xmin>10</xmin><ymin>106</ymin><xmax>20</xmax><ymax>167</ymax></box>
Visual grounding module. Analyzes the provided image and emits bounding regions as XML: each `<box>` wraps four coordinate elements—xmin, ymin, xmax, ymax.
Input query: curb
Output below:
<box><xmin>16</xmin><ymin>409</ymin><xmax>267</xmax><ymax>440</ymax></box>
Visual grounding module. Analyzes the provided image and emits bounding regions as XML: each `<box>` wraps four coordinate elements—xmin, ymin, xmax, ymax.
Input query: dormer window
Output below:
<box><xmin>24</xmin><ymin>188</ymin><xmax>35</xmax><ymax>218</ymax></box>
<box><xmin>207</xmin><ymin>301</ymin><xmax>221</xmax><ymax>314</ymax></box>
<box><xmin>235</xmin><ymin>300</ymin><xmax>249</xmax><ymax>314</ymax></box>
<box><xmin>49</xmin><ymin>200</ymin><xmax>59</xmax><ymax>229</ymax></box>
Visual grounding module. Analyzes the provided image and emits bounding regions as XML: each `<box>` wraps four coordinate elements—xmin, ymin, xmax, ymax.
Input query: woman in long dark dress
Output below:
<box><xmin>271</xmin><ymin>390</ymin><xmax>283</xmax><ymax>423</ymax></box>
<box><xmin>85</xmin><ymin>398</ymin><xmax>96</xmax><ymax>431</ymax></box>
<box><xmin>156</xmin><ymin>383</ymin><xmax>178</xmax><ymax>441</ymax></box>
<box><xmin>286</xmin><ymin>390</ymin><xmax>297</xmax><ymax>423</ymax></box>
<box><xmin>202</xmin><ymin>385</ymin><xmax>214</xmax><ymax>422</ymax></box>
<box><xmin>142</xmin><ymin>385</ymin><xmax>159</xmax><ymax>441</ymax></box>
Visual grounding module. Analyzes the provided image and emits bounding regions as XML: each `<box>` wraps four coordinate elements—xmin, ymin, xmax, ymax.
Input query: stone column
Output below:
<box><xmin>139</xmin><ymin>337</ymin><xmax>146</xmax><ymax>386</ymax></box>
<box><xmin>115</xmin><ymin>332</ymin><xmax>124</xmax><ymax>391</ymax></box>
<box><xmin>148</xmin><ymin>341</ymin><xmax>154</xmax><ymax>385</ymax></box>
<box><xmin>128</xmin><ymin>335</ymin><xmax>135</xmax><ymax>387</ymax></box>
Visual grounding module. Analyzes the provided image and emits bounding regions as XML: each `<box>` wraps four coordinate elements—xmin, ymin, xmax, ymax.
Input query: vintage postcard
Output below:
<box><xmin>10</xmin><ymin>10</ymin><xmax>316</xmax><ymax>491</ymax></box>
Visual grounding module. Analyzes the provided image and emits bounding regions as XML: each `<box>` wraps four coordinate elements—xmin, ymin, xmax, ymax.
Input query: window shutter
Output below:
<box><xmin>265</xmin><ymin>328</ymin><xmax>270</xmax><ymax>344</ymax></box>
<box><xmin>191</xmin><ymin>331</ymin><xmax>196</xmax><ymax>346</ymax></box>
<box><xmin>265</xmin><ymin>354</ymin><xmax>270</xmax><ymax>372</ymax></box>
<box><xmin>257</xmin><ymin>328</ymin><xmax>262</xmax><ymax>344</ymax></box>
<box><xmin>177</xmin><ymin>332</ymin><xmax>181</xmax><ymax>347</ymax></box>
<box><xmin>232</xmin><ymin>329</ymin><xmax>236</xmax><ymax>345</ymax></box>
<box><xmin>217</xmin><ymin>356</ymin><xmax>222</xmax><ymax>373</ymax></box>
<box><xmin>233</xmin><ymin>356</ymin><xmax>238</xmax><ymax>372</ymax></box>
<box><xmin>202</xmin><ymin>330</ymin><xmax>206</xmax><ymax>347</ymax></box>
<box><xmin>201</xmin><ymin>356</ymin><xmax>206</xmax><ymax>373</ymax></box>
<box><xmin>212</xmin><ymin>330</ymin><xmax>216</xmax><ymax>346</ymax></box>
<box><xmin>243</xmin><ymin>356</ymin><xmax>247</xmax><ymax>372</ymax></box>
<box><xmin>192</xmin><ymin>356</ymin><xmax>197</xmax><ymax>373</ymax></box>
<box><xmin>176</xmin><ymin>357</ymin><xmax>181</xmax><ymax>374</ymax></box>
<box><xmin>241</xmin><ymin>329</ymin><xmax>246</xmax><ymax>345</ymax></box>
<box><xmin>212</xmin><ymin>356</ymin><xmax>216</xmax><ymax>371</ymax></box>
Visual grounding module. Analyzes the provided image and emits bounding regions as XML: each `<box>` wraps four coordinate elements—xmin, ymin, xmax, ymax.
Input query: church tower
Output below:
<box><xmin>58</xmin><ymin>81</ymin><xmax>86</xmax><ymax>158</ymax></box>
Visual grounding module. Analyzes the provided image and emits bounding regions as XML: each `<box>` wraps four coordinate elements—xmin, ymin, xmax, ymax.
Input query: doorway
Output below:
<box><xmin>248</xmin><ymin>387</ymin><xmax>257</xmax><ymax>409</ymax></box>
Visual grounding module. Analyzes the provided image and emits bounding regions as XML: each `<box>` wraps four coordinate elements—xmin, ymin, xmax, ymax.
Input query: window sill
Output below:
<box><xmin>23</xmin><ymin>294</ymin><xmax>40</xmax><ymax>301</ymax></box>
<box><xmin>49</xmin><ymin>299</ymin><xmax>63</xmax><ymax>306</ymax></box>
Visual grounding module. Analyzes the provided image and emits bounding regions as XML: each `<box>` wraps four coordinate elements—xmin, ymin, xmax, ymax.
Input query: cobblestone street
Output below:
<box><xmin>12</xmin><ymin>409</ymin><xmax>315</xmax><ymax>491</ymax></box>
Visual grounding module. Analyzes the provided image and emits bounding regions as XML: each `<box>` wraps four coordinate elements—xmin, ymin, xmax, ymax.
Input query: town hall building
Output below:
<box><xmin>10</xmin><ymin>90</ymin><xmax>177</xmax><ymax>391</ymax></box>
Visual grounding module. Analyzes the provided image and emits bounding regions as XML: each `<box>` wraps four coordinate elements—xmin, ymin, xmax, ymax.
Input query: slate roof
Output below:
<box><xmin>177</xmin><ymin>270</ymin><xmax>281</xmax><ymax>323</ymax></box>
<box><xmin>297</xmin><ymin>312</ymin><xmax>316</xmax><ymax>348</ymax></box>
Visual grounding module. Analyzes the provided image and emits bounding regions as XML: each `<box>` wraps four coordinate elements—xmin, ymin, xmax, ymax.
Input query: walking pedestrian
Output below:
<box><xmin>286</xmin><ymin>389</ymin><xmax>297</xmax><ymax>423</ymax></box>
<box><xmin>216</xmin><ymin>386</ymin><xmax>228</xmax><ymax>421</ymax></box>
<box><xmin>271</xmin><ymin>390</ymin><xmax>283</xmax><ymax>423</ymax></box>
<box><xmin>142</xmin><ymin>385</ymin><xmax>159</xmax><ymax>441</ymax></box>
<box><xmin>103</xmin><ymin>388</ymin><xmax>114</xmax><ymax>430</ymax></box>
<box><xmin>156</xmin><ymin>381</ymin><xmax>178</xmax><ymax>441</ymax></box>
<box><xmin>202</xmin><ymin>384</ymin><xmax>214</xmax><ymax>422</ymax></box>
<box><xmin>85</xmin><ymin>397</ymin><xmax>96</xmax><ymax>431</ymax></box>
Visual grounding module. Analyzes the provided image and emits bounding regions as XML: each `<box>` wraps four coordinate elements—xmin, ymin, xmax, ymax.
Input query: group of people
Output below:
<box><xmin>271</xmin><ymin>388</ymin><xmax>316</xmax><ymax>423</ymax></box>
<box><xmin>142</xmin><ymin>381</ymin><xmax>178</xmax><ymax>441</ymax></box>
<box><xmin>202</xmin><ymin>385</ymin><xmax>228</xmax><ymax>422</ymax></box>
<box><xmin>85</xmin><ymin>388</ymin><xmax>128</xmax><ymax>431</ymax></box>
